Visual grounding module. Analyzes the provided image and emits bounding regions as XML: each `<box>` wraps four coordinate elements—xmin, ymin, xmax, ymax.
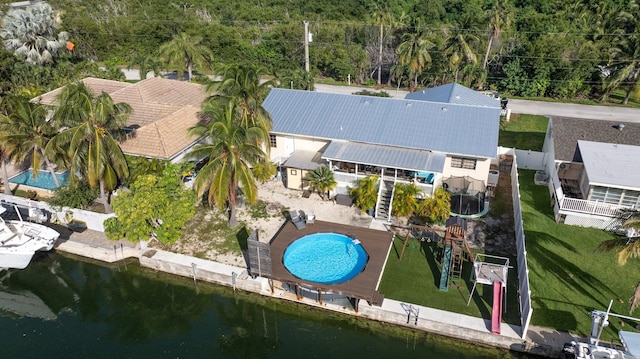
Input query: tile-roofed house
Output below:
<box><xmin>262</xmin><ymin>83</ymin><xmax>502</xmax><ymax>220</ymax></box>
<box><xmin>541</xmin><ymin>116</ymin><xmax>640</xmax><ymax>229</ymax></box>
<box><xmin>404</xmin><ymin>82</ymin><xmax>501</xmax><ymax>109</ymax></box>
<box><xmin>34</xmin><ymin>77</ymin><xmax>207</xmax><ymax>162</ymax></box>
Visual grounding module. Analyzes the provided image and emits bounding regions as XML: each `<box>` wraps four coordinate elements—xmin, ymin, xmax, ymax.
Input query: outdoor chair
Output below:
<box><xmin>306</xmin><ymin>210</ymin><xmax>315</xmax><ymax>225</ymax></box>
<box><xmin>290</xmin><ymin>210</ymin><xmax>306</xmax><ymax>230</ymax></box>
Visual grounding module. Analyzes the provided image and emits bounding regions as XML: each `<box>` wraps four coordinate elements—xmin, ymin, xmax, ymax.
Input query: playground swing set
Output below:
<box><xmin>394</xmin><ymin>216</ymin><xmax>510</xmax><ymax>335</ymax></box>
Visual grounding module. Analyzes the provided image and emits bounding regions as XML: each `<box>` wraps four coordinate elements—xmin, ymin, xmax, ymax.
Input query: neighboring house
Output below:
<box><xmin>34</xmin><ymin>77</ymin><xmax>208</xmax><ymax>163</ymax></box>
<box><xmin>262</xmin><ymin>83</ymin><xmax>502</xmax><ymax>220</ymax></box>
<box><xmin>541</xmin><ymin>117</ymin><xmax>640</xmax><ymax>229</ymax></box>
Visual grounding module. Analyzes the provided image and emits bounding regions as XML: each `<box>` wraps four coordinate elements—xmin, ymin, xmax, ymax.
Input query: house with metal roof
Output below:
<box><xmin>34</xmin><ymin>77</ymin><xmax>207</xmax><ymax>162</ymax></box>
<box><xmin>262</xmin><ymin>83</ymin><xmax>502</xmax><ymax>220</ymax></box>
<box><xmin>541</xmin><ymin>117</ymin><xmax>640</xmax><ymax>229</ymax></box>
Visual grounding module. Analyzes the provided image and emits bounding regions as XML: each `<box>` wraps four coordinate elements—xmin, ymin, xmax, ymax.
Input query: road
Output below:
<box><xmin>314</xmin><ymin>84</ymin><xmax>640</xmax><ymax>123</ymax></box>
<box><xmin>122</xmin><ymin>70</ymin><xmax>640</xmax><ymax>122</ymax></box>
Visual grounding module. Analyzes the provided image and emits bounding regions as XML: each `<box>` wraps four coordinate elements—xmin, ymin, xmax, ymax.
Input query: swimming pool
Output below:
<box><xmin>9</xmin><ymin>169</ymin><xmax>70</xmax><ymax>190</ymax></box>
<box><xmin>283</xmin><ymin>233</ymin><xmax>368</xmax><ymax>284</ymax></box>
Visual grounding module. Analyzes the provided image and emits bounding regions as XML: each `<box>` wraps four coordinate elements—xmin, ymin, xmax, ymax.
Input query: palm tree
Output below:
<box><xmin>45</xmin><ymin>82</ymin><xmax>132</xmax><ymax>213</ymax></box>
<box><xmin>0</xmin><ymin>97</ymin><xmax>60</xmax><ymax>188</ymax></box>
<box><xmin>482</xmin><ymin>0</ymin><xmax>513</xmax><ymax>69</ymax></box>
<box><xmin>307</xmin><ymin>166</ymin><xmax>337</xmax><ymax>200</ymax></box>
<box><xmin>416</xmin><ymin>186</ymin><xmax>451</xmax><ymax>224</ymax></box>
<box><xmin>602</xmin><ymin>7</ymin><xmax>640</xmax><ymax>104</ymax></box>
<box><xmin>370</xmin><ymin>1</ymin><xmax>395</xmax><ymax>86</ymax></box>
<box><xmin>349</xmin><ymin>175</ymin><xmax>379</xmax><ymax>215</ymax></box>
<box><xmin>127</xmin><ymin>52</ymin><xmax>164</xmax><ymax>80</ymax></box>
<box><xmin>205</xmin><ymin>64</ymin><xmax>275</xmax><ymax>146</ymax></box>
<box><xmin>0</xmin><ymin>3</ymin><xmax>69</xmax><ymax>65</ymax></box>
<box><xmin>597</xmin><ymin>209</ymin><xmax>640</xmax><ymax>313</ymax></box>
<box><xmin>188</xmin><ymin>98</ymin><xmax>268</xmax><ymax>227</ymax></box>
<box><xmin>443</xmin><ymin>16</ymin><xmax>482</xmax><ymax>82</ymax></box>
<box><xmin>392</xmin><ymin>182</ymin><xmax>422</xmax><ymax>218</ymax></box>
<box><xmin>396</xmin><ymin>23</ymin><xmax>435</xmax><ymax>90</ymax></box>
<box><xmin>158</xmin><ymin>32</ymin><xmax>213</xmax><ymax>81</ymax></box>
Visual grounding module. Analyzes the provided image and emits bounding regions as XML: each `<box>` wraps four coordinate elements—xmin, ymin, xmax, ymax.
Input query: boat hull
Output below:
<box><xmin>0</xmin><ymin>221</ymin><xmax>60</xmax><ymax>270</ymax></box>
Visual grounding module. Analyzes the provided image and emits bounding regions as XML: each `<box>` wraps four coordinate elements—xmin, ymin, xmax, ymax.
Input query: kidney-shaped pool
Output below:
<box><xmin>283</xmin><ymin>232</ymin><xmax>368</xmax><ymax>285</ymax></box>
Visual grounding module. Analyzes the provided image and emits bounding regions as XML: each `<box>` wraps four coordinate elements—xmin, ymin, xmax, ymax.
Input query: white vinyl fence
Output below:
<box><xmin>0</xmin><ymin>193</ymin><xmax>114</xmax><ymax>231</ymax></box>
<box><xmin>509</xmin><ymin>150</ymin><xmax>534</xmax><ymax>338</ymax></box>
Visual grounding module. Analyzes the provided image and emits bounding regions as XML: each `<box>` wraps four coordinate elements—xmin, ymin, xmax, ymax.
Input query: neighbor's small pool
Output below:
<box><xmin>283</xmin><ymin>232</ymin><xmax>368</xmax><ymax>284</ymax></box>
<box><xmin>9</xmin><ymin>169</ymin><xmax>70</xmax><ymax>190</ymax></box>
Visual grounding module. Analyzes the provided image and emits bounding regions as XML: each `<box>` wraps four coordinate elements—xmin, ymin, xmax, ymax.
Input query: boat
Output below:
<box><xmin>562</xmin><ymin>331</ymin><xmax>640</xmax><ymax>359</ymax></box>
<box><xmin>0</xmin><ymin>206</ymin><xmax>60</xmax><ymax>270</ymax></box>
<box><xmin>562</xmin><ymin>301</ymin><xmax>640</xmax><ymax>359</ymax></box>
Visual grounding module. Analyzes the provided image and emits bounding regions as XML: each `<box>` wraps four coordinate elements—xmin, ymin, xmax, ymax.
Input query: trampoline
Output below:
<box><xmin>442</xmin><ymin>176</ymin><xmax>489</xmax><ymax>218</ymax></box>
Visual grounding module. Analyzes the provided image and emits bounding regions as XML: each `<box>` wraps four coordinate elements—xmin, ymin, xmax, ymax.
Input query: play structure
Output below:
<box><xmin>438</xmin><ymin>216</ymin><xmax>474</xmax><ymax>291</ymax></box>
<box><xmin>466</xmin><ymin>254</ymin><xmax>510</xmax><ymax>335</ymax></box>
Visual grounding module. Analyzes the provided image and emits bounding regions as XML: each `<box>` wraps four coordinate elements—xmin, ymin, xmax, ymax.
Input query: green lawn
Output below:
<box><xmin>498</xmin><ymin>114</ymin><xmax>548</xmax><ymax>151</ymax></box>
<box><xmin>378</xmin><ymin>236</ymin><xmax>521</xmax><ymax>326</ymax></box>
<box><xmin>519</xmin><ymin>170</ymin><xmax>639</xmax><ymax>341</ymax></box>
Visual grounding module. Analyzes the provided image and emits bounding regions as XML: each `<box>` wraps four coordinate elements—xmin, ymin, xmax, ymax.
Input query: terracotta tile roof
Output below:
<box><xmin>33</xmin><ymin>77</ymin><xmax>208</xmax><ymax>160</ymax></box>
<box><xmin>34</xmin><ymin>78</ymin><xmax>132</xmax><ymax>105</ymax></box>
<box><xmin>119</xmin><ymin>107</ymin><xmax>201</xmax><ymax>159</ymax></box>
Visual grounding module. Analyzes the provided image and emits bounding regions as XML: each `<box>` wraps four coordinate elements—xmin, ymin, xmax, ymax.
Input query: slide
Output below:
<box><xmin>491</xmin><ymin>281</ymin><xmax>503</xmax><ymax>334</ymax></box>
<box><xmin>439</xmin><ymin>245</ymin><xmax>452</xmax><ymax>292</ymax></box>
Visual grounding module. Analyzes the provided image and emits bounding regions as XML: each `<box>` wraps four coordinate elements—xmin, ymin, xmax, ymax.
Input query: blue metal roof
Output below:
<box><xmin>322</xmin><ymin>141</ymin><xmax>446</xmax><ymax>172</ymax></box>
<box><xmin>263</xmin><ymin>88</ymin><xmax>501</xmax><ymax>158</ymax></box>
<box><xmin>404</xmin><ymin>83</ymin><xmax>501</xmax><ymax>109</ymax></box>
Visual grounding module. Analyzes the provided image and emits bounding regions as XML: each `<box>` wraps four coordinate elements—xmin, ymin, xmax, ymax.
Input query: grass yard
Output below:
<box><xmin>519</xmin><ymin>170</ymin><xmax>640</xmax><ymax>341</ymax></box>
<box><xmin>378</xmin><ymin>236</ymin><xmax>521</xmax><ymax>326</ymax></box>
<box><xmin>498</xmin><ymin>114</ymin><xmax>548</xmax><ymax>151</ymax></box>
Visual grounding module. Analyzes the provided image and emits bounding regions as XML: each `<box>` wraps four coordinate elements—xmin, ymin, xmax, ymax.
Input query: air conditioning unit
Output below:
<box><xmin>487</xmin><ymin>170</ymin><xmax>499</xmax><ymax>187</ymax></box>
<box><xmin>559</xmin><ymin>163</ymin><xmax>568</xmax><ymax>170</ymax></box>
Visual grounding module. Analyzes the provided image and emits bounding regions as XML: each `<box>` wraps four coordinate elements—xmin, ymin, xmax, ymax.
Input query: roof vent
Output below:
<box><xmin>441</xmin><ymin>107</ymin><xmax>448</xmax><ymax>112</ymax></box>
<box><xmin>406</xmin><ymin>102</ymin><xmax>412</xmax><ymax>108</ymax></box>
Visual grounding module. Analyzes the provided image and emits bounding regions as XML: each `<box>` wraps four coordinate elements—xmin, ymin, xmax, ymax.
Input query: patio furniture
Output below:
<box><xmin>290</xmin><ymin>210</ymin><xmax>306</xmax><ymax>230</ymax></box>
<box><xmin>306</xmin><ymin>210</ymin><xmax>315</xmax><ymax>225</ymax></box>
<box><xmin>334</xmin><ymin>194</ymin><xmax>353</xmax><ymax>207</ymax></box>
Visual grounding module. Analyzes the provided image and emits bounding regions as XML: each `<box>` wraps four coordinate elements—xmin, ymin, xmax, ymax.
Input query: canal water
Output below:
<box><xmin>0</xmin><ymin>253</ymin><xmax>529</xmax><ymax>358</ymax></box>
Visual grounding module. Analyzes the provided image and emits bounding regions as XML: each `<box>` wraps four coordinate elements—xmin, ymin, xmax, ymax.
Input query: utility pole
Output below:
<box><xmin>304</xmin><ymin>21</ymin><xmax>310</xmax><ymax>72</ymax></box>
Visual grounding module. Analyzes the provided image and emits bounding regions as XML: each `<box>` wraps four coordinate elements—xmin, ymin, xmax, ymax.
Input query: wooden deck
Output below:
<box><xmin>268</xmin><ymin>220</ymin><xmax>394</xmax><ymax>304</ymax></box>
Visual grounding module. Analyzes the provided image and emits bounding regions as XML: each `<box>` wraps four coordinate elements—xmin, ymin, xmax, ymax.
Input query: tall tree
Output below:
<box><xmin>396</xmin><ymin>23</ymin><xmax>435</xmax><ymax>89</ymax></box>
<box><xmin>45</xmin><ymin>82</ymin><xmax>132</xmax><ymax>212</ymax></box>
<box><xmin>127</xmin><ymin>52</ymin><xmax>164</xmax><ymax>80</ymax></box>
<box><xmin>602</xmin><ymin>4</ymin><xmax>640</xmax><ymax>104</ymax></box>
<box><xmin>0</xmin><ymin>3</ymin><xmax>69</xmax><ymax>65</ymax></box>
<box><xmin>482</xmin><ymin>0</ymin><xmax>513</xmax><ymax>69</ymax></box>
<box><xmin>416</xmin><ymin>186</ymin><xmax>451</xmax><ymax>224</ymax></box>
<box><xmin>188</xmin><ymin>98</ymin><xmax>268</xmax><ymax>227</ymax></box>
<box><xmin>307</xmin><ymin>165</ymin><xmax>337</xmax><ymax>200</ymax></box>
<box><xmin>443</xmin><ymin>16</ymin><xmax>482</xmax><ymax>82</ymax></box>
<box><xmin>205</xmin><ymin>64</ymin><xmax>274</xmax><ymax>145</ymax></box>
<box><xmin>158</xmin><ymin>32</ymin><xmax>213</xmax><ymax>81</ymax></box>
<box><xmin>370</xmin><ymin>1</ymin><xmax>394</xmax><ymax>85</ymax></box>
<box><xmin>597</xmin><ymin>209</ymin><xmax>640</xmax><ymax>313</ymax></box>
<box><xmin>0</xmin><ymin>97</ymin><xmax>61</xmax><ymax>188</ymax></box>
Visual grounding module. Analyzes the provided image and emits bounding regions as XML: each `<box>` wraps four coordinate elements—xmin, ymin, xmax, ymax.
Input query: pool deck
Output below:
<box><xmin>268</xmin><ymin>220</ymin><xmax>393</xmax><ymax>305</ymax></box>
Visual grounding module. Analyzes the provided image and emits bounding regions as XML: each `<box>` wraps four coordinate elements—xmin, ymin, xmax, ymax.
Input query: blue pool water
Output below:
<box><xmin>283</xmin><ymin>232</ymin><xmax>368</xmax><ymax>284</ymax></box>
<box><xmin>9</xmin><ymin>169</ymin><xmax>70</xmax><ymax>190</ymax></box>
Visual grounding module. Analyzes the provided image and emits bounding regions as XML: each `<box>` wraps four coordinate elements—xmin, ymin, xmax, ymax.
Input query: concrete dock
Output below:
<box><xmin>54</xmin><ymin>229</ymin><xmax>574</xmax><ymax>358</ymax></box>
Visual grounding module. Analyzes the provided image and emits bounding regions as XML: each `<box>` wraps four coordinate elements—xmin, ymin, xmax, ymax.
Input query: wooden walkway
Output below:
<box><xmin>268</xmin><ymin>220</ymin><xmax>393</xmax><ymax>305</ymax></box>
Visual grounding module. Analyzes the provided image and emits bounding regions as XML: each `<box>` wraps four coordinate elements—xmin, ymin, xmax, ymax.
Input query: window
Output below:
<box><xmin>590</xmin><ymin>186</ymin><xmax>624</xmax><ymax>205</ymax></box>
<box><xmin>622</xmin><ymin>190</ymin><xmax>640</xmax><ymax>207</ymax></box>
<box><xmin>290</xmin><ymin>169</ymin><xmax>297</xmax><ymax>175</ymax></box>
<box><xmin>269</xmin><ymin>134</ymin><xmax>277</xmax><ymax>148</ymax></box>
<box><xmin>451</xmin><ymin>157</ymin><xmax>477</xmax><ymax>170</ymax></box>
